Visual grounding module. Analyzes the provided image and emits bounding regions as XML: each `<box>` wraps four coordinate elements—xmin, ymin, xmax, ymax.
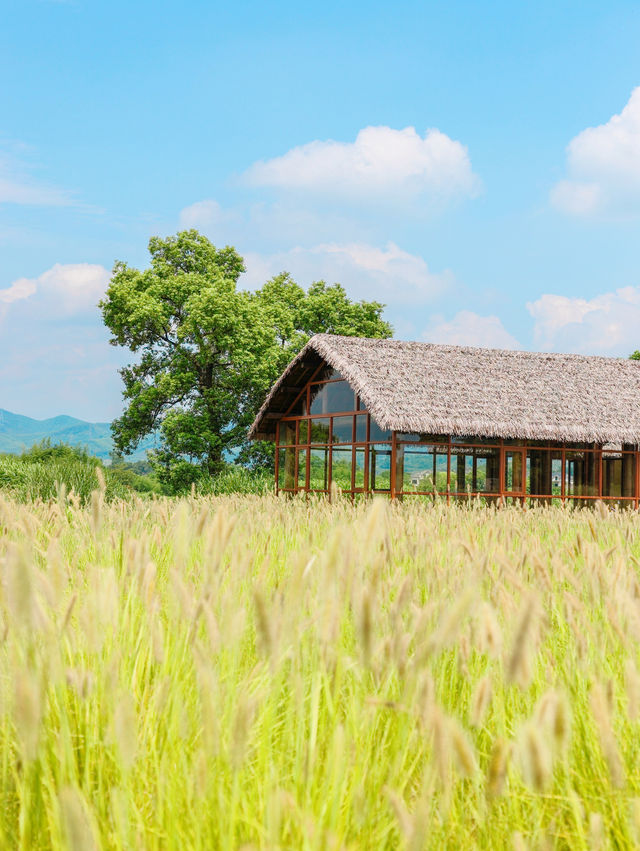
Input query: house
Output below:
<box><xmin>248</xmin><ymin>334</ymin><xmax>640</xmax><ymax>505</ymax></box>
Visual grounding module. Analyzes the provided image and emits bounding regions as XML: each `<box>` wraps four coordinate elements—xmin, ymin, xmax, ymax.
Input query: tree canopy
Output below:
<box><xmin>100</xmin><ymin>230</ymin><xmax>392</xmax><ymax>491</ymax></box>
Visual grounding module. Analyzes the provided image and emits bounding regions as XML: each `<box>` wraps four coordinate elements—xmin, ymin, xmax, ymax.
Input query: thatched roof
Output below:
<box><xmin>249</xmin><ymin>334</ymin><xmax>640</xmax><ymax>444</ymax></box>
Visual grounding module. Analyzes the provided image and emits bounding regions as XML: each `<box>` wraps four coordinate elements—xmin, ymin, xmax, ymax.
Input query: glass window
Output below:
<box><xmin>566</xmin><ymin>450</ymin><xmax>598</xmax><ymax>498</ymax></box>
<box><xmin>397</xmin><ymin>433</ymin><xmax>448</xmax><ymax>444</ymax></box>
<box><xmin>309</xmin><ymin>418</ymin><xmax>331</xmax><ymax>444</ymax></box>
<box><xmin>278</xmin><ymin>448</ymin><xmax>296</xmax><ymax>490</ymax></box>
<box><xmin>279</xmin><ymin>420</ymin><xmax>297</xmax><ymax>446</ymax></box>
<box><xmin>504</xmin><ymin>449</ymin><xmax>526</xmax><ymax>494</ymax></box>
<box><xmin>332</xmin><ymin>416</ymin><xmax>354</xmax><ymax>444</ymax></box>
<box><xmin>309</xmin><ymin>381</ymin><xmax>355</xmax><ymax>415</ymax></box>
<box><xmin>398</xmin><ymin>444</ymin><xmax>447</xmax><ymax>493</ymax></box>
<box><xmin>370</xmin><ymin>444</ymin><xmax>392</xmax><ymax>491</ymax></box>
<box><xmin>602</xmin><ymin>451</ymin><xmax>621</xmax><ymax>498</ymax></box>
<box><xmin>355</xmin><ymin>414</ymin><xmax>367</xmax><ymax>442</ymax></box>
<box><xmin>297</xmin><ymin>449</ymin><xmax>307</xmax><ymax>490</ymax></box>
<box><xmin>527</xmin><ymin>449</ymin><xmax>555</xmax><ymax>496</ymax></box>
<box><xmin>331</xmin><ymin>446</ymin><xmax>353</xmax><ymax>491</ymax></box>
<box><xmin>369</xmin><ymin>419</ymin><xmax>392</xmax><ymax>442</ymax></box>
<box><xmin>309</xmin><ymin>448</ymin><xmax>329</xmax><ymax>491</ymax></box>
<box><xmin>298</xmin><ymin>419</ymin><xmax>309</xmax><ymax>444</ymax></box>
<box><xmin>354</xmin><ymin>448</ymin><xmax>366</xmax><ymax>490</ymax></box>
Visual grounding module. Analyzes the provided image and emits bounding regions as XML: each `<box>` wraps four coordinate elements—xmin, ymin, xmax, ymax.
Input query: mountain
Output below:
<box><xmin>0</xmin><ymin>409</ymin><xmax>156</xmax><ymax>461</ymax></box>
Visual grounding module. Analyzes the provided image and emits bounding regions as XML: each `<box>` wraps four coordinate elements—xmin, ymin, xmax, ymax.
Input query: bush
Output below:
<box><xmin>199</xmin><ymin>465</ymin><xmax>273</xmax><ymax>496</ymax></box>
<box><xmin>0</xmin><ymin>441</ymin><xmax>130</xmax><ymax>503</ymax></box>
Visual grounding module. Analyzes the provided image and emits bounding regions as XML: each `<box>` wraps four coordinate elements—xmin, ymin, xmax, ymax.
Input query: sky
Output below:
<box><xmin>1</xmin><ymin>0</ymin><xmax>640</xmax><ymax>421</ymax></box>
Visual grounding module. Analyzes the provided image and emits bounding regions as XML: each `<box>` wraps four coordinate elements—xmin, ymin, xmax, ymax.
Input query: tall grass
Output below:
<box><xmin>1</xmin><ymin>493</ymin><xmax>640</xmax><ymax>848</ymax></box>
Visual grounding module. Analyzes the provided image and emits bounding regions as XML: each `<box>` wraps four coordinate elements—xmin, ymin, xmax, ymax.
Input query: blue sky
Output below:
<box><xmin>1</xmin><ymin>0</ymin><xmax>640</xmax><ymax>420</ymax></box>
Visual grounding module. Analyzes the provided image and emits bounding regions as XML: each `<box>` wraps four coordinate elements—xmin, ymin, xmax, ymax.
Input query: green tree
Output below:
<box><xmin>100</xmin><ymin>230</ymin><xmax>391</xmax><ymax>491</ymax></box>
<box><xmin>630</xmin><ymin>351</ymin><xmax>640</xmax><ymax>360</ymax></box>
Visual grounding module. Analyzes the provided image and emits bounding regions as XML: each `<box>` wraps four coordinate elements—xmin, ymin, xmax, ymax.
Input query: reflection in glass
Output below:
<box><xmin>332</xmin><ymin>416</ymin><xmax>354</xmax><ymax>443</ymax></box>
<box><xmin>310</xmin><ymin>418</ymin><xmax>331</xmax><ymax>444</ymax></box>
<box><xmin>398</xmin><ymin>444</ymin><xmax>448</xmax><ymax>493</ymax></box>
<box><xmin>278</xmin><ymin>448</ymin><xmax>296</xmax><ymax>490</ymax></box>
<box><xmin>504</xmin><ymin>450</ymin><xmax>525</xmax><ymax>493</ymax></box>
<box><xmin>355</xmin><ymin>414</ymin><xmax>367</xmax><ymax>442</ymax></box>
<box><xmin>297</xmin><ymin>449</ymin><xmax>307</xmax><ymax>489</ymax></box>
<box><xmin>370</xmin><ymin>444</ymin><xmax>392</xmax><ymax>491</ymax></box>
<box><xmin>331</xmin><ymin>446</ymin><xmax>353</xmax><ymax>491</ymax></box>
<box><xmin>354</xmin><ymin>448</ymin><xmax>366</xmax><ymax>489</ymax></box>
<box><xmin>280</xmin><ymin>421</ymin><xmax>297</xmax><ymax>445</ymax></box>
<box><xmin>565</xmin><ymin>451</ymin><xmax>598</xmax><ymax>498</ymax></box>
<box><xmin>309</xmin><ymin>448</ymin><xmax>329</xmax><ymax>490</ymax></box>
<box><xmin>370</xmin><ymin>419</ymin><xmax>392</xmax><ymax>441</ymax></box>
<box><xmin>309</xmin><ymin>381</ymin><xmax>355</xmax><ymax>414</ymax></box>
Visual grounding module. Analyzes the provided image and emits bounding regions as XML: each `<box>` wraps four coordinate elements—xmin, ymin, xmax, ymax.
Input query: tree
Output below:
<box><xmin>630</xmin><ymin>351</ymin><xmax>640</xmax><ymax>360</ymax></box>
<box><xmin>100</xmin><ymin>230</ymin><xmax>392</xmax><ymax>491</ymax></box>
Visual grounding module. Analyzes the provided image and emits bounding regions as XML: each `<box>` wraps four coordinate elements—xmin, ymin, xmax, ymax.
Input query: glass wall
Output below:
<box><xmin>276</xmin><ymin>371</ymin><xmax>391</xmax><ymax>496</ymax></box>
<box><xmin>275</xmin><ymin>371</ymin><xmax>639</xmax><ymax>505</ymax></box>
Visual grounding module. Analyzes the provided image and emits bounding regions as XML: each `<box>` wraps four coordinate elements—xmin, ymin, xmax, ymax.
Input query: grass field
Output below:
<box><xmin>1</xmin><ymin>490</ymin><xmax>640</xmax><ymax>849</ymax></box>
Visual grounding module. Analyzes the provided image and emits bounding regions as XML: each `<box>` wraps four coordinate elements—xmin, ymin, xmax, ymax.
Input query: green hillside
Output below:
<box><xmin>0</xmin><ymin>409</ymin><xmax>155</xmax><ymax>460</ymax></box>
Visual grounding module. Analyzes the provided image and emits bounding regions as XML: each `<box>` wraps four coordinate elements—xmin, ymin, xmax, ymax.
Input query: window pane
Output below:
<box><xmin>354</xmin><ymin>448</ymin><xmax>366</xmax><ymax>489</ymax></box>
<box><xmin>310</xmin><ymin>417</ymin><xmax>331</xmax><ymax>444</ymax></box>
<box><xmin>278</xmin><ymin>448</ymin><xmax>296</xmax><ymax>489</ymax></box>
<box><xmin>332</xmin><ymin>415</ymin><xmax>354</xmax><ymax>444</ymax></box>
<box><xmin>297</xmin><ymin>449</ymin><xmax>307</xmax><ymax>489</ymax></box>
<box><xmin>309</xmin><ymin>380</ymin><xmax>355</xmax><ymax>414</ymax></box>
<box><xmin>370</xmin><ymin>419</ymin><xmax>392</xmax><ymax>441</ymax></box>
<box><xmin>566</xmin><ymin>451</ymin><xmax>598</xmax><ymax>498</ymax></box>
<box><xmin>280</xmin><ymin>421</ymin><xmax>297</xmax><ymax>445</ymax></box>
<box><xmin>309</xmin><ymin>448</ymin><xmax>329</xmax><ymax>490</ymax></box>
<box><xmin>355</xmin><ymin>414</ymin><xmax>367</xmax><ymax>442</ymax></box>
<box><xmin>505</xmin><ymin>450</ymin><xmax>525</xmax><ymax>493</ymax></box>
<box><xmin>370</xmin><ymin>444</ymin><xmax>392</xmax><ymax>491</ymax></box>
<box><xmin>527</xmin><ymin>449</ymin><xmax>560</xmax><ymax>496</ymax></box>
<box><xmin>602</xmin><ymin>451</ymin><xmax>621</xmax><ymax>498</ymax></box>
<box><xmin>399</xmin><ymin>444</ymin><xmax>446</xmax><ymax>493</ymax></box>
<box><xmin>298</xmin><ymin>419</ymin><xmax>309</xmax><ymax>444</ymax></box>
<box><xmin>331</xmin><ymin>447</ymin><xmax>353</xmax><ymax>491</ymax></box>
<box><xmin>551</xmin><ymin>456</ymin><xmax>562</xmax><ymax>495</ymax></box>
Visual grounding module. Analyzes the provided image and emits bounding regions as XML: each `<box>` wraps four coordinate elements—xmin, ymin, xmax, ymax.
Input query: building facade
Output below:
<box><xmin>249</xmin><ymin>334</ymin><xmax>640</xmax><ymax>506</ymax></box>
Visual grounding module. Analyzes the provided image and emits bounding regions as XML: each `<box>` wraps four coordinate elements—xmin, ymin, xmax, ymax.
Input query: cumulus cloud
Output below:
<box><xmin>551</xmin><ymin>87</ymin><xmax>640</xmax><ymax>217</ymax></box>
<box><xmin>0</xmin><ymin>263</ymin><xmax>110</xmax><ymax>317</ymax></box>
<box><xmin>423</xmin><ymin>310</ymin><xmax>521</xmax><ymax>349</ymax></box>
<box><xmin>527</xmin><ymin>286</ymin><xmax>640</xmax><ymax>354</ymax></box>
<box><xmin>0</xmin><ymin>278</ymin><xmax>37</xmax><ymax>304</ymax></box>
<box><xmin>241</xmin><ymin>241</ymin><xmax>452</xmax><ymax>304</ymax></box>
<box><xmin>243</xmin><ymin>125</ymin><xmax>480</xmax><ymax>203</ymax></box>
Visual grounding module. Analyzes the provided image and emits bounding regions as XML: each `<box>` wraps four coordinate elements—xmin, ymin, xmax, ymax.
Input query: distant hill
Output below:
<box><xmin>0</xmin><ymin>409</ymin><xmax>157</xmax><ymax>461</ymax></box>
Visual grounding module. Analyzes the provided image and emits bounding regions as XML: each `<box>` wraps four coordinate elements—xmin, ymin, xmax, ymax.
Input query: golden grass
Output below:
<box><xmin>1</xmin><ymin>491</ymin><xmax>640</xmax><ymax>849</ymax></box>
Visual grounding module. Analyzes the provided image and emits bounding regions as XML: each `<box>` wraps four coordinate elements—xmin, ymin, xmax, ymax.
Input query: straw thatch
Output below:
<box><xmin>249</xmin><ymin>334</ymin><xmax>640</xmax><ymax>444</ymax></box>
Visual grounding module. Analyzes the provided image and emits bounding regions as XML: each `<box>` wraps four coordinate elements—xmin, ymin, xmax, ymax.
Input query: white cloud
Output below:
<box><xmin>243</xmin><ymin>125</ymin><xmax>480</xmax><ymax>203</ymax></box>
<box><xmin>423</xmin><ymin>310</ymin><xmax>520</xmax><ymax>349</ymax></box>
<box><xmin>241</xmin><ymin>241</ymin><xmax>452</xmax><ymax>304</ymax></box>
<box><xmin>551</xmin><ymin>87</ymin><xmax>640</xmax><ymax>217</ymax></box>
<box><xmin>0</xmin><ymin>263</ymin><xmax>110</xmax><ymax>317</ymax></box>
<box><xmin>527</xmin><ymin>286</ymin><xmax>640</xmax><ymax>354</ymax></box>
<box><xmin>0</xmin><ymin>278</ymin><xmax>37</xmax><ymax>304</ymax></box>
<box><xmin>179</xmin><ymin>199</ymin><xmax>241</xmax><ymax>231</ymax></box>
